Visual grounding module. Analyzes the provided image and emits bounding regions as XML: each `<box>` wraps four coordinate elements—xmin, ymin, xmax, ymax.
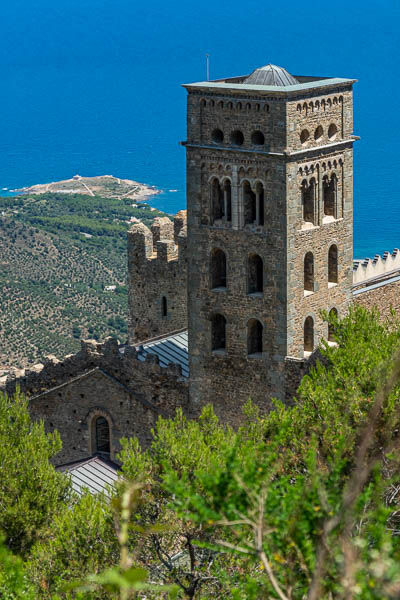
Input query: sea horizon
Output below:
<box><xmin>0</xmin><ymin>0</ymin><xmax>399</xmax><ymax>260</ymax></box>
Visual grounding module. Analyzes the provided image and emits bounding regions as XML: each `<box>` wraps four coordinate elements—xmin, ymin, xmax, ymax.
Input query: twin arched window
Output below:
<box><xmin>301</xmin><ymin>174</ymin><xmax>338</xmax><ymax>225</ymax></box>
<box><xmin>211</xmin><ymin>250</ymin><xmax>264</xmax><ymax>294</ymax></box>
<box><xmin>303</xmin><ymin>307</ymin><xmax>338</xmax><ymax>354</ymax></box>
<box><xmin>211</xmin><ymin>316</ymin><xmax>263</xmax><ymax>356</ymax></box>
<box><xmin>303</xmin><ymin>245</ymin><xmax>338</xmax><ymax>292</ymax></box>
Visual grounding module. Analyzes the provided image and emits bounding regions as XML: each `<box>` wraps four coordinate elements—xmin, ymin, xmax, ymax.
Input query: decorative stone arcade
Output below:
<box><xmin>183</xmin><ymin>63</ymin><xmax>356</xmax><ymax>420</ymax></box>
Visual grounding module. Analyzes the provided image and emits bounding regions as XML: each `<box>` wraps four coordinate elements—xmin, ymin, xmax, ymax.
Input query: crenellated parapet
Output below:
<box><xmin>353</xmin><ymin>249</ymin><xmax>400</xmax><ymax>285</ymax></box>
<box><xmin>127</xmin><ymin>211</ymin><xmax>188</xmax><ymax>343</ymax></box>
<box><xmin>2</xmin><ymin>337</ymin><xmax>188</xmax><ymax>402</ymax></box>
<box><xmin>0</xmin><ymin>336</ymin><xmax>189</xmax><ymax>466</ymax></box>
<box><xmin>128</xmin><ymin>212</ymin><xmax>187</xmax><ymax>263</ymax></box>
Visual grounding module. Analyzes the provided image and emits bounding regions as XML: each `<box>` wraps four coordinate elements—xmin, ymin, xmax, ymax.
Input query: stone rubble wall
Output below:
<box><xmin>353</xmin><ymin>277</ymin><xmax>400</xmax><ymax>320</ymax></box>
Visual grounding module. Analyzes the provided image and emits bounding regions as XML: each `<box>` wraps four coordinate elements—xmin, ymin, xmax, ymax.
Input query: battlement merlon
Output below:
<box><xmin>353</xmin><ymin>249</ymin><xmax>400</xmax><ymax>284</ymax></box>
<box><xmin>128</xmin><ymin>211</ymin><xmax>187</xmax><ymax>264</ymax></box>
<box><xmin>151</xmin><ymin>217</ymin><xmax>174</xmax><ymax>249</ymax></box>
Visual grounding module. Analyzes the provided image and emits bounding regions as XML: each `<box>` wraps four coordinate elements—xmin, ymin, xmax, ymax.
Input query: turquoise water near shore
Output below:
<box><xmin>0</xmin><ymin>0</ymin><xmax>399</xmax><ymax>259</ymax></box>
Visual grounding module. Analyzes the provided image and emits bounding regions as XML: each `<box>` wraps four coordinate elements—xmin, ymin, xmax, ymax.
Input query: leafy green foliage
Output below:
<box><xmin>0</xmin><ymin>390</ymin><xmax>70</xmax><ymax>555</ymax></box>
<box><xmin>27</xmin><ymin>493</ymin><xmax>119</xmax><ymax>599</ymax></box>
<box><xmin>0</xmin><ymin>540</ymin><xmax>36</xmax><ymax>599</ymax></box>
<box><xmin>115</xmin><ymin>308</ymin><xmax>400</xmax><ymax>600</ymax></box>
<box><xmin>2</xmin><ymin>306</ymin><xmax>400</xmax><ymax>599</ymax></box>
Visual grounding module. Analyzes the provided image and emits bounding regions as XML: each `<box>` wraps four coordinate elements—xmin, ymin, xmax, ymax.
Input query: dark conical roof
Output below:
<box><xmin>244</xmin><ymin>64</ymin><xmax>298</xmax><ymax>86</ymax></box>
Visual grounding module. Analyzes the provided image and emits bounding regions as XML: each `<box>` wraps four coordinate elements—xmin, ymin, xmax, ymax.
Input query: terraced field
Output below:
<box><xmin>0</xmin><ymin>192</ymin><xmax>167</xmax><ymax>370</ymax></box>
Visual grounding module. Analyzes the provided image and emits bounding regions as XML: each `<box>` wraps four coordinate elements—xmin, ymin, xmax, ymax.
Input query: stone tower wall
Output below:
<box><xmin>286</xmin><ymin>89</ymin><xmax>353</xmax><ymax>151</ymax></box>
<box><xmin>185</xmin><ymin>77</ymin><xmax>356</xmax><ymax>418</ymax></box>
<box><xmin>187</xmin><ymin>91</ymin><xmax>292</xmax><ymax>417</ymax></box>
<box><xmin>285</xmin><ymin>88</ymin><xmax>354</xmax><ymax>357</ymax></box>
<box><xmin>187</xmin><ymin>92</ymin><xmax>287</xmax><ymax>153</ymax></box>
<box><xmin>127</xmin><ymin>212</ymin><xmax>188</xmax><ymax>343</ymax></box>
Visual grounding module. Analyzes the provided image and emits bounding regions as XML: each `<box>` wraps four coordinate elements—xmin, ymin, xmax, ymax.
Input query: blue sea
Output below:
<box><xmin>0</xmin><ymin>0</ymin><xmax>399</xmax><ymax>259</ymax></box>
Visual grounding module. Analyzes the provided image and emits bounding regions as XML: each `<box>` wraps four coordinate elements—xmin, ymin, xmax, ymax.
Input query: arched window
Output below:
<box><xmin>302</xmin><ymin>179</ymin><xmax>316</xmax><ymax>225</ymax></box>
<box><xmin>161</xmin><ymin>296</ymin><xmax>167</xmax><ymax>317</ymax></box>
<box><xmin>211</xmin><ymin>314</ymin><xmax>226</xmax><ymax>352</ymax></box>
<box><xmin>323</xmin><ymin>174</ymin><xmax>336</xmax><ymax>218</ymax></box>
<box><xmin>328</xmin><ymin>245</ymin><xmax>338</xmax><ymax>285</ymax></box>
<box><xmin>211</xmin><ymin>178</ymin><xmax>223</xmax><ymax>222</ymax></box>
<box><xmin>304</xmin><ymin>252</ymin><xmax>314</xmax><ymax>294</ymax></box>
<box><xmin>247</xmin><ymin>319</ymin><xmax>263</xmax><ymax>356</ymax></box>
<box><xmin>243</xmin><ymin>181</ymin><xmax>256</xmax><ymax>225</ymax></box>
<box><xmin>223</xmin><ymin>179</ymin><xmax>232</xmax><ymax>222</ymax></box>
<box><xmin>255</xmin><ymin>182</ymin><xmax>264</xmax><ymax>226</ymax></box>
<box><xmin>231</xmin><ymin>129</ymin><xmax>244</xmax><ymax>144</ymax></box>
<box><xmin>94</xmin><ymin>416</ymin><xmax>110</xmax><ymax>458</ymax></box>
<box><xmin>248</xmin><ymin>254</ymin><xmax>263</xmax><ymax>295</ymax></box>
<box><xmin>328</xmin><ymin>307</ymin><xmax>338</xmax><ymax>342</ymax></box>
<box><xmin>210</xmin><ymin>248</ymin><xmax>227</xmax><ymax>290</ymax></box>
<box><xmin>304</xmin><ymin>317</ymin><xmax>314</xmax><ymax>354</ymax></box>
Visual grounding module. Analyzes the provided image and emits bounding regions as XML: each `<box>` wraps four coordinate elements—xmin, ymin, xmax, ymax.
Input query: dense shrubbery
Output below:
<box><xmin>2</xmin><ymin>306</ymin><xmax>400</xmax><ymax>598</ymax></box>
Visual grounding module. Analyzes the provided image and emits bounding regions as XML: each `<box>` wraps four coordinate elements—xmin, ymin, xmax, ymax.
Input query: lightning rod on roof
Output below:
<box><xmin>206</xmin><ymin>54</ymin><xmax>209</xmax><ymax>81</ymax></box>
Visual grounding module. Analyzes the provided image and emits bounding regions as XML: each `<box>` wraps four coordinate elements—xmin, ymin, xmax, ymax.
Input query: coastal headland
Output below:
<box><xmin>13</xmin><ymin>174</ymin><xmax>160</xmax><ymax>201</ymax></box>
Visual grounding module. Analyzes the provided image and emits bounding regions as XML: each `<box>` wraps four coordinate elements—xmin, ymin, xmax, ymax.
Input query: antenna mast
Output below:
<box><xmin>206</xmin><ymin>54</ymin><xmax>209</xmax><ymax>81</ymax></box>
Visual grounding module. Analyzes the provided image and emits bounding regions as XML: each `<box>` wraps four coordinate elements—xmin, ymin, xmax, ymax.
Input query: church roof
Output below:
<box><xmin>57</xmin><ymin>455</ymin><xmax>120</xmax><ymax>497</ymax></box>
<box><xmin>244</xmin><ymin>63</ymin><xmax>299</xmax><ymax>86</ymax></box>
<box><xmin>136</xmin><ymin>330</ymin><xmax>189</xmax><ymax>377</ymax></box>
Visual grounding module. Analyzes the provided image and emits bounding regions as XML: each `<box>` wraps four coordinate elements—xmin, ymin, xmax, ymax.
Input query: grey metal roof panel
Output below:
<box><xmin>57</xmin><ymin>456</ymin><xmax>120</xmax><ymax>497</ymax></box>
<box><xmin>245</xmin><ymin>64</ymin><xmax>299</xmax><ymax>86</ymax></box>
<box><xmin>183</xmin><ymin>77</ymin><xmax>356</xmax><ymax>94</ymax></box>
<box><xmin>136</xmin><ymin>330</ymin><xmax>189</xmax><ymax>377</ymax></box>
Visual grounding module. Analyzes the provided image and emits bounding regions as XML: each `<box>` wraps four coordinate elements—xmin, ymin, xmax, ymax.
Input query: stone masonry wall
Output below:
<box><xmin>4</xmin><ymin>338</ymin><xmax>189</xmax><ymax>465</ymax></box>
<box><xmin>286</xmin><ymin>146</ymin><xmax>354</xmax><ymax>357</ymax></box>
<box><xmin>127</xmin><ymin>212</ymin><xmax>188</xmax><ymax>344</ymax></box>
<box><xmin>286</xmin><ymin>89</ymin><xmax>353</xmax><ymax>151</ymax></box>
<box><xmin>285</xmin><ymin>88</ymin><xmax>354</xmax><ymax>358</ymax></box>
<box><xmin>353</xmin><ymin>278</ymin><xmax>400</xmax><ymax>319</ymax></box>
<box><xmin>186</xmin><ymin>80</ymin><xmax>355</xmax><ymax>419</ymax></box>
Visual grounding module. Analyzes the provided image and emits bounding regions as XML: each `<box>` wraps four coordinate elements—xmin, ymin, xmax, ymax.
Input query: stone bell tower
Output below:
<box><xmin>182</xmin><ymin>63</ymin><xmax>357</xmax><ymax>422</ymax></box>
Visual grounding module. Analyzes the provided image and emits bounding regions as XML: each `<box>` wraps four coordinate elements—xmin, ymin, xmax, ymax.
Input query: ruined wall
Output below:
<box><xmin>127</xmin><ymin>212</ymin><xmax>188</xmax><ymax>344</ymax></box>
<box><xmin>4</xmin><ymin>338</ymin><xmax>188</xmax><ymax>465</ymax></box>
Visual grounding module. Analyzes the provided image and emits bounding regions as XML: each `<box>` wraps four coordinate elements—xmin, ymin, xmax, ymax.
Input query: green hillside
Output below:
<box><xmin>0</xmin><ymin>192</ymin><xmax>167</xmax><ymax>370</ymax></box>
